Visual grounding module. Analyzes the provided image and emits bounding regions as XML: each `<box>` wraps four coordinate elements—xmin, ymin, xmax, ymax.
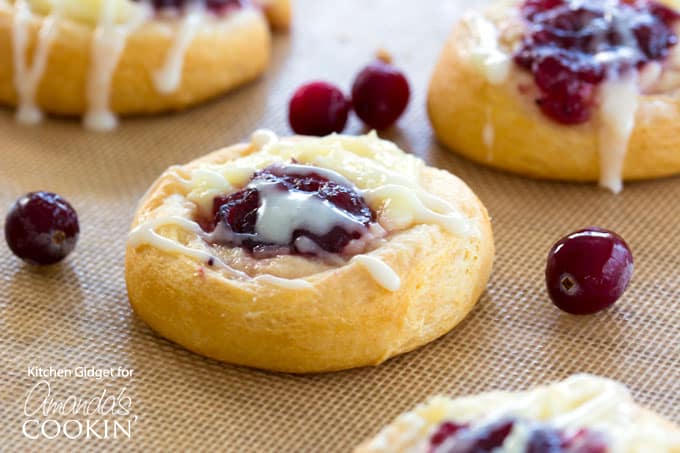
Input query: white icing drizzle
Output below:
<box><xmin>363</xmin><ymin>185</ymin><xmax>473</xmax><ymax>237</ymax></box>
<box><xmin>465</xmin><ymin>12</ymin><xmax>511</xmax><ymax>85</ymax></box>
<box><xmin>251</xmin><ymin>128</ymin><xmax>279</xmax><ymax>148</ymax></box>
<box><xmin>128</xmin><ymin>215</ymin><xmax>315</xmax><ymax>290</ymax></box>
<box><xmin>153</xmin><ymin>1</ymin><xmax>205</xmax><ymax>94</ymax></box>
<box><xmin>352</xmin><ymin>255</ymin><xmax>401</xmax><ymax>291</ymax></box>
<box><xmin>84</xmin><ymin>0</ymin><xmax>151</xmax><ymax>131</ymax></box>
<box><xmin>252</xmin><ymin>179</ymin><xmax>368</xmax><ymax>245</ymax></box>
<box><xmin>252</xmin><ymin>274</ymin><xmax>315</xmax><ymax>290</ymax></box>
<box><xmin>11</xmin><ymin>0</ymin><xmax>60</xmax><ymax>124</ymax></box>
<box><xmin>128</xmin><ymin>215</ymin><xmax>215</xmax><ymax>263</ymax></box>
<box><xmin>597</xmin><ymin>76</ymin><xmax>639</xmax><ymax>194</ymax></box>
<box><xmin>483</xmin><ymin>107</ymin><xmax>494</xmax><ymax>161</ymax></box>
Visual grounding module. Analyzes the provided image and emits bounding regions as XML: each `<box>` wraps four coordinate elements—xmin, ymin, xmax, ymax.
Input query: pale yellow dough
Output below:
<box><xmin>356</xmin><ymin>375</ymin><xmax>680</xmax><ymax>453</ymax></box>
<box><xmin>124</xmin><ymin>134</ymin><xmax>494</xmax><ymax>373</ymax></box>
<box><xmin>428</xmin><ymin>1</ymin><xmax>680</xmax><ymax>182</ymax></box>
<box><xmin>0</xmin><ymin>0</ymin><xmax>290</xmax><ymax>116</ymax></box>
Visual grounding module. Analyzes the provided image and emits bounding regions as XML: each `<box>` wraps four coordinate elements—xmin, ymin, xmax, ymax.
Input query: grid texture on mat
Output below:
<box><xmin>0</xmin><ymin>0</ymin><xmax>678</xmax><ymax>451</ymax></box>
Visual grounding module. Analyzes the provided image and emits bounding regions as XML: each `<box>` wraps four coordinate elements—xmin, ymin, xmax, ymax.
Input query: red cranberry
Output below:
<box><xmin>288</xmin><ymin>81</ymin><xmax>351</xmax><ymax>136</ymax></box>
<box><xmin>563</xmin><ymin>428</ymin><xmax>609</xmax><ymax>453</ymax></box>
<box><xmin>532</xmin><ymin>54</ymin><xmax>600</xmax><ymax>124</ymax></box>
<box><xmin>136</xmin><ymin>0</ymin><xmax>243</xmax><ymax>15</ymax></box>
<box><xmin>515</xmin><ymin>0</ymin><xmax>679</xmax><ymax>124</ymax></box>
<box><xmin>351</xmin><ymin>60</ymin><xmax>410</xmax><ymax>130</ymax></box>
<box><xmin>429</xmin><ymin>418</ymin><xmax>515</xmax><ymax>452</ymax></box>
<box><xmin>464</xmin><ymin>419</ymin><xmax>515</xmax><ymax>451</ymax></box>
<box><xmin>521</xmin><ymin>0</ymin><xmax>566</xmax><ymax>20</ymax></box>
<box><xmin>527</xmin><ymin>427</ymin><xmax>609</xmax><ymax>453</ymax></box>
<box><xmin>527</xmin><ymin>427</ymin><xmax>564</xmax><ymax>453</ymax></box>
<box><xmin>209</xmin><ymin>165</ymin><xmax>374</xmax><ymax>255</ymax></box>
<box><xmin>4</xmin><ymin>192</ymin><xmax>80</xmax><ymax>265</ymax></box>
<box><xmin>546</xmin><ymin>227</ymin><xmax>633</xmax><ymax>315</ymax></box>
<box><xmin>430</xmin><ymin>422</ymin><xmax>469</xmax><ymax>448</ymax></box>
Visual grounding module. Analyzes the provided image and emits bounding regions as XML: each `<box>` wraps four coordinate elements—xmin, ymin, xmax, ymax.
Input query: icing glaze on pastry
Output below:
<box><xmin>3</xmin><ymin>0</ymin><xmax>252</xmax><ymax>130</ymax></box>
<box><xmin>11</xmin><ymin>0</ymin><xmax>58</xmax><ymax>124</ymax></box>
<box><xmin>462</xmin><ymin>0</ymin><xmax>680</xmax><ymax>193</ymax></box>
<box><xmin>597</xmin><ymin>76</ymin><xmax>640</xmax><ymax>194</ymax></box>
<box><xmin>464</xmin><ymin>12</ymin><xmax>511</xmax><ymax>85</ymax></box>
<box><xmin>351</xmin><ymin>254</ymin><xmax>401</xmax><ymax>292</ymax></box>
<box><xmin>359</xmin><ymin>374</ymin><xmax>680</xmax><ymax>453</ymax></box>
<box><xmin>84</xmin><ymin>0</ymin><xmax>151</xmax><ymax>130</ymax></box>
<box><xmin>128</xmin><ymin>130</ymin><xmax>477</xmax><ymax>292</ymax></box>
<box><xmin>152</xmin><ymin>1</ymin><xmax>205</xmax><ymax>94</ymax></box>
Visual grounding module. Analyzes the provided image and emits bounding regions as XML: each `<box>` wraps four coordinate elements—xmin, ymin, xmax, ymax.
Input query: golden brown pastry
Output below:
<box><xmin>0</xmin><ymin>0</ymin><xmax>290</xmax><ymax>130</ymax></box>
<box><xmin>125</xmin><ymin>130</ymin><xmax>494</xmax><ymax>373</ymax></box>
<box><xmin>428</xmin><ymin>0</ymin><xmax>680</xmax><ymax>193</ymax></box>
<box><xmin>356</xmin><ymin>374</ymin><xmax>680</xmax><ymax>453</ymax></box>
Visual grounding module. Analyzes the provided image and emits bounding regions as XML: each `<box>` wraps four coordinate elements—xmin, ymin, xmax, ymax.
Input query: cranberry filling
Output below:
<box><xmin>514</xmin><ymin>0</ymin><xmax>680</xmax><ymax>124</ymax></box>
<box><xmin>430</xmin><ymin>422</ymin><xmax>470</xmax><ymax>449</ymax></box>
<box><xmin>429</xmin><ymin>419</ymin><xmax>608</xmax><ymax>453</ymax></box>
<box><xmin>137</xmin><ymin>0</ymin><xmax>245</xmax><ymax>15</ymax></box>
<box><xmin>429</xmin><ymin>418</ymin><xmax>515</xmax><ymax>453</ymax></box>
<box><xmin>205</xmin><ymin>165</ymin><xmax>375</xmax><ymax>257</ymax></box>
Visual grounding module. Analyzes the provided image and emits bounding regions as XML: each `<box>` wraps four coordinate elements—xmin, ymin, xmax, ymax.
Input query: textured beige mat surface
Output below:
<box><xmin>0</xmin><ymin>0</ymin><xmax>678</xmax><ymax>451</ymax></box>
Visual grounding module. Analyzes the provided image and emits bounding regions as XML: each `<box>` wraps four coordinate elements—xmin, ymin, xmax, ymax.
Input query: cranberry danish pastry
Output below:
<box><xmin>0</xmin><ymin>0</ymin><xmax>289</xmax><ymax>130</ymax></box>
<box><xmin>356</xmin><ymin>374</ymin><xmax>680</xmax><ymax>452</ymax></box>
<box><xmin>125</xmin><ymin>131</ymin><xmax>494</xmax><ymax>373</ymax></box>
<box><xmin>429</xmin><ymin>0</ymin><xmax>680</xmax><ymax>192</ymax></box>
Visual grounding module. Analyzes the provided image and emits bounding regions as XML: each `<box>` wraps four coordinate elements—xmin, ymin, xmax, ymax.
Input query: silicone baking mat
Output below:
<box><xmin>1</xmin><ymin>0</ymin><xmax>678</xmax><ymax>450</ymax></box>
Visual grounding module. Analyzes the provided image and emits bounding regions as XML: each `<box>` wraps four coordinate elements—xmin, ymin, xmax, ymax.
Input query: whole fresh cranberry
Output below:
<box><xmin>351</xmin><ymin>60</ymin><xmax>410</xmax><ymax>129</ymax></box>
<box><xmin>5</xmin><ymin>192</ymin><xmax>80</xmax><ymax>265</ymax></box>
<box><xmin>288</xmin><ymin>81</ymin><xmax>351</xmax><ymax>136</ymax></box>
<box><xmin>545</xmin><ymin>227</ymin><xmax>633</xmax><ymax>315</ymax></box>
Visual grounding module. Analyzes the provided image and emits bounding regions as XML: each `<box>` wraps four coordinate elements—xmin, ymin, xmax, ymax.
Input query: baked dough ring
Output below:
<box><xmin>356</xmin><ymin>374</ymin><xmax>680</xmax><ymax>452</ymax></box>
<box><xmin>260</xmin><ymin>0</ymin><xmax>289</xmax><ymax>30</ymax></box>
<box><xmin>0</xmin><ymin>0</ymin><xmax>289</xmax><ymax>126</ymax></box>
<box><xmin>428</xmin><ymin>0</ymin><xmax>680</xmax><ymax>185</ymax></box>
<box><xmin>125</xmin><ymin>132</ymin><xmax>494</xmax><ymax>373</ymax></box>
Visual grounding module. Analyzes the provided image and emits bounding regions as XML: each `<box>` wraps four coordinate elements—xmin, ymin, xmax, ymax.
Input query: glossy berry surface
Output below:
<box><xmin>564</xmin><ymin>429</ymin><xmax>609</xmax><ymax>453</ymax></box>
<box><xmin>140</xmin><ymin>0</ymin><xmax>243</xmax><ymax>15</ymax></box>
<box><xmin>430</xmin><ymin>422</ymin><xmax>469</xmax><ymax>449</ymax></box>
<box><xmin>527</xmin><ymin>427</ymin><xmax>608</xmax><ymax>453</ymax></box>
<box><xmin>351</xmin><ymin>60</ymin><xmax>410</xmax><ymax>129</ymax></box>
<box><xmin>430</xmin><ymin>419</ymin><xmax>608</xmax><ymax>453</ymax></box>
<box><xmin>4</xmin><ymin>192</ymin><xmax>80</xmax><ymax>265</ymax></box>
<box><xmin>545</xmin><ymin>227</ymin><xmax>633</xmax><ymax>315</ymax></box>
<box><xmin>515</xmin><ymin>0</ymin><xmax>680</xmax><ymax>124</ymax></box>
<box><xmin>288</xmin><ymin>82</ymin><xmax>351</xmax><ymax>136</ymax></box>
<box><xmin>526</xmin><ymin>427</ymin><xmax>564</xmax><ymax>453</ymax></box>
<box><xmin>429</xmin><ymin>418</ymin><xmax>515</xmax><ymax>452</ymax></box>
<box><xmin>210</xmin><ymin>165</ymin><xmax>374</xmax><ymax>255</ymax></box>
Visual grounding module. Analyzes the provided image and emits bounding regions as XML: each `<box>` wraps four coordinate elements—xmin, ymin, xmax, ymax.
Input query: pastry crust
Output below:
<box><xmin>0</xmin><ymin>3</ymin><xmax>275</xmax><ymax>116</ymax></box>
<box><xmin>356</xmin><ymin>374</ymin><xmax>680</xmax><ymax>452</ymax></box>
<box><xmin>428</xmin><ymin>2</ymin><xmax>680</xmax><ymax>182</ymax></box>
<box><xmin>259</xmin><ymin>0</ymin><xmax>290</xmax><ymax>30</ymax></box>
<box><xmin>124</xmin><ymin>135</ymin><xmax>494</xmax><ymax>373</ymax></box>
